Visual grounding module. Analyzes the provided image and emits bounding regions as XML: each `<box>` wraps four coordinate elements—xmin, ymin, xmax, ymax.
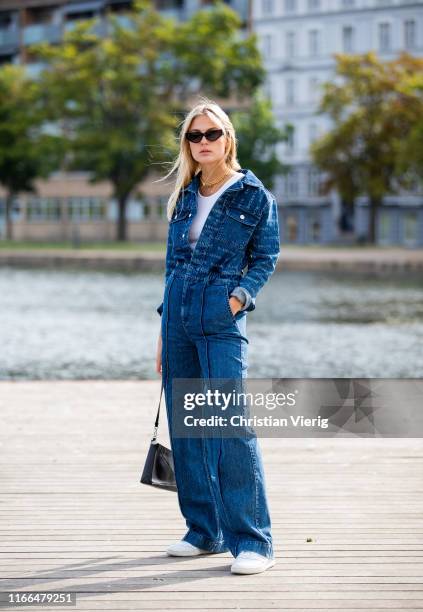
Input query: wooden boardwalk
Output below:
<box><xmin>1</xmin><ymin>380</ymin><xmax>423</xmax><ymax>611</ymax></box>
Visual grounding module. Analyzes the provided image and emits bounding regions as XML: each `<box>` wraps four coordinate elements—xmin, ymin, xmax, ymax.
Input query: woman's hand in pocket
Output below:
<box><xmin>229</xmin><ymin>296</ymin><xmax>242</xmax><ymax>316</ymax></box>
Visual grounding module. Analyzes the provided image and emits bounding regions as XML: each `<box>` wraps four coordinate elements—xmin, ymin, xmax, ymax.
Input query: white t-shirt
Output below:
<box><xmin>188</xmin><ymin>172</ymin><xmax>244</xmax><ymax>250</ymax></box>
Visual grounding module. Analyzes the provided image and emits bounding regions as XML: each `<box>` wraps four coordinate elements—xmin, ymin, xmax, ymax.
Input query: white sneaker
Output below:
<box><xmin>166</xmin><ymin>540</ymin><xmax>211</xmax><ymax>557</ymax></box>
<box><xmin>231</xmin><ymin>550</ymin><xmax>276</xmax><ymax>575</ymax></box>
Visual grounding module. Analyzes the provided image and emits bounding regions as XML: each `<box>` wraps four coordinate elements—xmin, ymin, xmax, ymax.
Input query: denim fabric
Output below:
<box><xmin>157</xmin><ymin>168</ymin><xmax>280</xmax><ymax>316</ymax></box>
<box><xmin>157</xmin><ymin>168</ymin><xmax>280</xmax><ymax>560</ymax></box>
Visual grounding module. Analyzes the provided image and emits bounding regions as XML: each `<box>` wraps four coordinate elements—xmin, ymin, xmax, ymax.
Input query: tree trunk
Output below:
<box><xmin>116</xmin><ymin>195</ymin><xmax>128</xmax><ymax>242</ymax></box>
<box><xmin>368</xmin><ymin>197</ymin><xmax>381</xmax><ymax>244</ymax></box>
<box><xmin>5</xmin><ymin>193</ymin><xmax>14</xmax><ymax>241</ymax></box>
<box><xmin>340</xmin><ymin>198</ymin><xmax>355</xmax><ymax>232</ymax></box>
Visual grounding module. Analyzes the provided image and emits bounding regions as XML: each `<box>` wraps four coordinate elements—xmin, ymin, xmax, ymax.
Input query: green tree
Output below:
<box><xmin>310</xmin><ymin>122</ymin><xmax>361</xmax><ymax>231</ymax></box>
<box><xmin>394</xmin><ymin>66</ymin><xmax>423</xmax><ymax>183</ymax></box>
<box><xmin>311</xmin><ymin>52</ymin><xmax>423</xmax><ymax>243</ymax></box>
<box><xmin>231</xmin><ymin>91</ymin><xmax>291</xmax><ymax>190</ymax></box>
<box><xmin>0</xmin><ymin>65</ymin><xmax>64</xmax><ymax>240</ymax></box>
<box><xmin>33</xmin><ymin>0</ymin><xmax>265</xmax><ymax>241</ymax></box>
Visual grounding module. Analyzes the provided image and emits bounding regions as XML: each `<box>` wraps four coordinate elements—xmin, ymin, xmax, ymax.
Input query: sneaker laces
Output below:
<box><xmin>237</xmin><ymin>550</ymin><xmax>266</xmax><ymax>560</ymax></box>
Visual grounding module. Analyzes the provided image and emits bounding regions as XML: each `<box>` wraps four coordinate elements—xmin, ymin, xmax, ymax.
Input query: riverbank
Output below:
<box><xmin>1</xmin><ymin>245</ymin><xmax>423</xmax><ymax>273</ymax></box>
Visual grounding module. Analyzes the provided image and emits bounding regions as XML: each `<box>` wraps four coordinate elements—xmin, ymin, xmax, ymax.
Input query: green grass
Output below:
<box><xmin>282</xmin><ymin>243</ymin><xmax>396</xmax><ymax>249</ymax></box>
<box><xmin>0</xmin><ymin>240</ymin><xmax>166</xmax><ymax>251</ymax></box>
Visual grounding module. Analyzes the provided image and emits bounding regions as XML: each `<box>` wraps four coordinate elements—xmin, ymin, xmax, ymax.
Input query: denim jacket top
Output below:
<box><xmin>157</xmin><ymin>167</ymin><xmax>280</xmax><ymax>316</ymax></box>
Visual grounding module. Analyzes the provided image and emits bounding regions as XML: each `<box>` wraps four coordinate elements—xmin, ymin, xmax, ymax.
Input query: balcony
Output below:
<box><xmin>158</xmin><ymin>8</ymin><xmax>185</xmax><ymax>20</ymax></box>
<box><xmin>23</xmin><ymin>23</ymin><xmax>62</xmax><ymax>46</ymax></box>
<box><xmin>63</xmin><ymin>1</ymin><xmax>105</xmax><ymax>16</ymax></box>
<box><xmin>0</xmin><ymin>27</ymin><xmax>19</xmax><ymax>50</ymax></box>
<box><xmin>108</xmin><ymin>13</ymin><xmax>136</xmax><ymax>30</ymax></box>
<box><xmin>64</xmin><ymin>18</ymin><xmax>107</xmax><ymax>36</ymax></box>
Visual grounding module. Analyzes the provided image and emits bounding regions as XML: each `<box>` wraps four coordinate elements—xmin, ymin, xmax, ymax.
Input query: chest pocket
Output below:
<box><xmin>170</xmin><ymin>208</ymin><xmax>191</xmax><ymax>251</ymax></box>
<box><xmin>217</xmin><ymin>205</ymin><xmax>261</xmax><ymax>251</ymax></box>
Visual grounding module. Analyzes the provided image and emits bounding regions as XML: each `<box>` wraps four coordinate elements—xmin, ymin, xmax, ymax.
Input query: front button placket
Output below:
<box><xmin>179</xmin><ymin>175</ymin><xmax>246</xmax><ymax>307</ymax></box>
<box><xmin>188</xmin><ymin>186</ymin><xmax>244</xmax><ymax>270</ymax></box>
<box><xmin>182</xmin><ymin>176</ymin><xmax>238</xmax><ymax>302</ymax></box>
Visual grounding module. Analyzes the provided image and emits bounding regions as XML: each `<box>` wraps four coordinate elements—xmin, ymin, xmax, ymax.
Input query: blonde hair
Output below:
<box><xmin>154</xmin><ymin>97</ymin><xmax>242</xmax><ymax>221</ymax></box>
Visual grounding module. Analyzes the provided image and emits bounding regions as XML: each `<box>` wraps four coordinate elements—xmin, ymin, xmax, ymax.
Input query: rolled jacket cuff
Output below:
<box><xmin>229</xmin><ymin>286</ymin><xmax>252</xmax><ymax>311</ymax></box>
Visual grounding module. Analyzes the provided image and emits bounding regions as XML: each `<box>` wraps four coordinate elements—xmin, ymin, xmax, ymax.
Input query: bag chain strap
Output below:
<box><xmin>152</xmin><ymin>379</ymin><xmax>164</xmax><ymax>442</ymax></box>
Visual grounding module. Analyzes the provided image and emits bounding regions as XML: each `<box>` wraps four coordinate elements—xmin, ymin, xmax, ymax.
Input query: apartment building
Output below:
<box><xmin>0</xmin><ymin>0</ymin><xmax>250</xmax><ymax>75</ymax></box>
<box><xmin>2</xmin><ymin>0</ymin><xmax>421</xmax><ymax>245</ymax></box>
<box><xmin>253</xmin><ymin>0</ymin><xmax>423</xmax><ymax>245</ymax></box>
<box><xmin>0</xmin><ymin>0</ymin><xmax>251</xmax><ymax>242</ymax></box>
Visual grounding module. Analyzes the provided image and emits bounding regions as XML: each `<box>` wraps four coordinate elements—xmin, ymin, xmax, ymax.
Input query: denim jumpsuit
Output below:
<box><xmin>156</xmin><ymin>168</ymin><xmax>280</xmax><ymax>559</ymax></box>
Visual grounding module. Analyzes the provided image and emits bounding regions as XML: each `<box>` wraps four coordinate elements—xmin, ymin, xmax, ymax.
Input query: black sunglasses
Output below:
<box><xmin>185</xmin><ymin>128</ymin><xmax>224</xmax><ymax>143</ymax></box>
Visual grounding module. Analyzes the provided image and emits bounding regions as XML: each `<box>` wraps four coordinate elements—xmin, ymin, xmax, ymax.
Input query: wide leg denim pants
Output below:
<box><xmin>161</xmin><ymin>264</ymin><xmax>274</xmax><ymax>560</ymax></box>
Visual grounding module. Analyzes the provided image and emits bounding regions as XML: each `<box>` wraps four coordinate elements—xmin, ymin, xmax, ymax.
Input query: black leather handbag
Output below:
<box><xmin>140</xmin><ymin>380</ymin><xmax>177</xmax><ymax>492</ymax></box>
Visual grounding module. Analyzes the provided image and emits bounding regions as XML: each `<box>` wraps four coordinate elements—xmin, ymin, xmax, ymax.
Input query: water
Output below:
<box><xmin>0</xmin><ymin>266</ymin><xmax>422</xmax><ymax>380</ymax></box>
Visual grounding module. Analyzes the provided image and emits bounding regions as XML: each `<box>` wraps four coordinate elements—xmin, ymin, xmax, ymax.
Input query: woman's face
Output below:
<box><xmin>187</xmin><ymin>114</ymin><xmax>228</xmax><ymax>168</ymax></box>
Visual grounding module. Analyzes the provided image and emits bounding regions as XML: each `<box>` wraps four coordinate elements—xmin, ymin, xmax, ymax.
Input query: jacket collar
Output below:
<box><xmin>183</xmin><ymin>168</ymin><xmax>262</xmax><ymax>194</ymax></box>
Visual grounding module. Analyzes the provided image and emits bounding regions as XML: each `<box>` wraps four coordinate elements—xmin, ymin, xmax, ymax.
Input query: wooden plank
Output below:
<box><xmin>0</xmin><ymin>381</ymin><xmax>423</xmax><ymax>611</ymax></box>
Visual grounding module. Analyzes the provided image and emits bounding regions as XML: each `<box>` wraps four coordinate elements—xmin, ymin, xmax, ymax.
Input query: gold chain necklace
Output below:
<box><xmin>200</xmin><ymin>168</ymin><xmax>233</xmax><ymax>189</ymax></box>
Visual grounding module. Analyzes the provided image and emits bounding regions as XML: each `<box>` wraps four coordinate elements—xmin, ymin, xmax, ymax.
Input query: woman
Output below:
<box><xmin>154</xmin><ymin>98</ymin><xmax>280</xmax><ymax>575</ymax></box>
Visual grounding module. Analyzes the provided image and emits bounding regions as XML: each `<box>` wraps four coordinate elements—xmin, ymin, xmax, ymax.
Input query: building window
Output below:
<box><xmin>0</xmin><ymin>197</ymin><xmax>21</xmax><ymax>221</ymax></box>
<box><xmin>308</xmin><ymin>29</ymin><xmax>320</xmax><ymax>56</ymax></box>
<box><xmin>309</xmin><ymin>214</ymin><xmax>321</xmax><ymax>242</ymax></box>
<box><xmin>157</xmin><ymin>197</ymin><xmax>169</xmax><ymax>220</ymax></box>
<box><xmin>270</xmin><ymin>75</ymin><xmax>280</xmax><ymax>104</ymax></box>
<box><xmin>286</xmin><ymin>169</ymin><xmax>299</xmax><ymax>195</ymax></box>
<box><xmin>67</xmin><ymin>197</ymin><xmax>107</xmax><ymax>221</ymax></box>
<box><xmin>262</xmin><ymin>0</ymin><xmax>275</xmax><ymax>14</ymax></box>
<box><xmin>143</xmin><ymin>203</ymin><xmax>151</xmax><ymax>218</ymax></box>
<box><xmin>286</xmin><ymin>31</ymin><xmax>296</xmax><ymax>58</ymax></box>
<box><xmin>342</xmin><ymin>26</ymin><xmax>354</xmax><ymax>52</ymax></box>
<box><xmin>137</xmin><ymin>202</ymin><xmax>146</xmax><ymax>220</ymax></box>
<box><xmin>285</xmin><ymin>214</ymin><xmax>298</xmax><ymax>241</ymax></box>
<box><xmin>307</xmin><ymin>0</ymin><xmax>320</xmax><ymax>10</ymax></box>
<box><xmin>27</xmin><ymin>197</ymin><xmax>61</xmax><ymax>221</ymax></box>
<box><xmin>403</xmin><ymin>211</ymin><xmax>418</xmax><ymax>245</ymax></box>
<box><xmin>307</xmin><ymin>167</ymin><xmax>321</xmax><ymax>195</ymax></box>
<box><xmin>286</xmin><ymin>128</ymin><xmax>296</xmax><ymax>155</ymax></box>
<box><xmin>308</xmin><ymin>76</ymin><xmax>319</xmax><ymax>104</ymax></box>
<box><xmin>286</xmin><ymin>78</ymin><xmax>296</xmax><ymax>106</ymax></box>
<box><xmin>404</xmin><ymin>20</ymin><xmax>416</xmax><ymax>50</ymax></box>
<box><xmin>284</xmin><ymin>0</ymin><xmax>297</xmax><ymax>13</ymax></box>
<box><xmin>263</xmin><ymin>76</ymin><xmax>272</xmax><ymax>99</ymax></box>
<box><xmin>156</xmin><ymin>200</ymin><xmax>165</xmax><ymax>219</ymax></box>
<box><xmin>262</xmin><ymin>34</ymin><xmax>273</xmax><ymax>58</ymax></box>
<box><xmin>26</xmin><ymin>6</ymin><xmax>56</xmax><ymax>26</ymax></box>
<box><xmin>378</xmin><ymin>210</ymin><xmax>391</xmax><ymax>244</ymax></box>
<box><xmin>308</xmin><ymin>123</ymin><xmax>318</xmax><ymax>145</ymax></box>
<box><xmin>378</xmin><ymin>22</ymin><xmax>391</xmax><ymax>52</ymax></box>
<box><xmin>108</xmin><ymin>1</ymin><xmax>133</xmax><ymax>13</ymax></box>
<box><xmin>0</xmin><ymin>12</ymin><xmax>15</xmax><ymax>29</ymax></box>
<box><xmin>66</xmin><ymin>10</ymin><xmax>97</xmax><ymax>22</ymax></box>
<box><xmin>157</xmin><ymin>0</ymin><xmax>183</xmax><ymax>7</ymax></box>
